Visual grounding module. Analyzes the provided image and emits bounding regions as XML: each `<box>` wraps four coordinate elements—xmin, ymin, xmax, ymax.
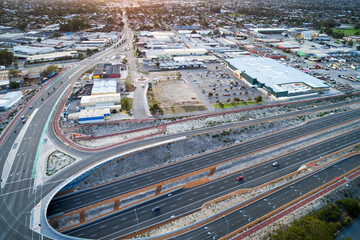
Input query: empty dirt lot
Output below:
<box><xmin>152</xmin><ymin>79</ymin><xmax>207</xmax><ymax>114</ymax></box>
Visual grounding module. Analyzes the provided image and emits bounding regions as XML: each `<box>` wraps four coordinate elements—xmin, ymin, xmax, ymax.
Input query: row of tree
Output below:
<box><xmin>270</xmin><ymin>198</ymin><xmax>360</xmax><ymax>240</ymax></box>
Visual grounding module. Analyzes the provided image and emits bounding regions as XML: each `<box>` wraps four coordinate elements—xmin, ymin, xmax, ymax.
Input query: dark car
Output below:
<box><xmin>236</xmin><ymin>176</ymin><xmax>244</xmax><ymax>181</ymax></box>
<box><xmin>152</xmin><ymin>206</ymin><xmax>160</xmax><ymax>214</ymax></box>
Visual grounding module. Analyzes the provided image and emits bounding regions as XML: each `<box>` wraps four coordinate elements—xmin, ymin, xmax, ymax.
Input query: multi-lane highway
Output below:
<box><xmin>62</xmin><ymin>129</ymin><xmax>360</xmax><ymax>239</ymax></box>
<box><xmin>173</xmin><ymin>154</ymin><xmax>360</xmax><ymax>240</ymax></box>
<box><xmin>1</xmin><ymin>10</ymin><xmax>360</xmax><ymax>240</ymax></box>
<box><xmin>0</xmin><ymin>12</ymin><xmax>132</xmax><ymax>240</ymax></box>
<box><xmin>48</xmin><ymin>108</ymin><xmax>360</xmax><ymax>217</ymax></box>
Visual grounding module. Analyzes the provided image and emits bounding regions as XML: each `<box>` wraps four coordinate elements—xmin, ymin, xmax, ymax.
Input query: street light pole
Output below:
<box><xmin>134</xmin><ymin>208</ymin><xmax>139</xmax><ymax>230</ymax></box>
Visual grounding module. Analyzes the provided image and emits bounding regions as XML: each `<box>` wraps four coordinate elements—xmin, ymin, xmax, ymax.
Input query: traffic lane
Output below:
<box><xmin>48</xmin><ymin>109</ymin><xmax>360</xmax><ymax>215</ymax></box>
<box><xmin>47</xmin><ymin>109</ymin><xmax>360</xmax><ymax>215</ymax></box>
<box><xmin>2</xmin><ymin>87</ymin><xmax>75</xmax><ymax>213</ymax></box>
<box><xmin>45</xmin><ymin>97</ymin><xmax>360</xmax><ymax>181</ymax></box>
<box><xmin>175</xmin><ymin>155</ymin><xmax>360</xmax><ymax>240</ymax></box>
<box><xmin>0</xmin><ymin>65</ymin><xmax>89</xmax><ymax>235</ymax></box>
<box><xmin>0</xmin><ymin>30</ymin><xmax>129</xmax><ymax>240</ymax></box>
<box><xmin>63</xmin><ymin>130</ymin><xmax>360</xmax><ymax>239</ymax></box>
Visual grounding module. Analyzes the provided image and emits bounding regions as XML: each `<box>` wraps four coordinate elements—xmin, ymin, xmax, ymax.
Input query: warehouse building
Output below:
<box><xmin>68</xmin><ymin>108</ymin><xmax>111</xmax><ymax>124</ymax></box>
<box><xmin>226</xmin><ymin>57</ymin><xmax>329</xmax><ymax>98</ymax></box>
<box><xmin>92</xmin><ymin>63</ymin><xmax>125</xmax><ymax>79</ymax></box>
<box><xmin>80</xmin><ymin>93</ymin><xmax>121</xmax><ymax>107</ymax></box>
<box><xmin>13</xmin><ymin>45</ymin><xmax>55</xmax><ymax>56</ymax></box>
<box><xmin>216</xmin><ymin>38</ymin><xmax>237</xmax><ymax>48</ymax></box>
<box><xmin>91</xmin><ymin>79</ymin><xmax>117</xmax><ymax>95</ymax></box>
<box><xmin>145</xmin><ymin>48</ymin><xmax>208</xmax><ymax>60</ymax></box>
<box><xmin>78</xmin><ymin>108</ymin><xmax>111</xmax><ymax>124</ymax></box>
<box><xmin>25</xmin><ymin>51</ymin><xmax>77</xmax><ymax>63</ymax></box>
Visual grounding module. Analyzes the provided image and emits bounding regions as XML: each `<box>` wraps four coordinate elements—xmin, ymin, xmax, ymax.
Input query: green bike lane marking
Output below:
<box><xmin>45</xmin><ymin>67</ymin><xmax>73</xmax><ymax>91</ymax></box>
<box><xmin>32</xmin><ymin>72</ymin><xmax>73</xmax><ymax>178</ymax></box>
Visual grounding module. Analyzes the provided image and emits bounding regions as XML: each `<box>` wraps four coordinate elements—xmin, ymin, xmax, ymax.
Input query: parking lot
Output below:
<box><xmin>180</xmin><ymin>63</ymin><xmax>266</xmax><ymax>108</ymax></box>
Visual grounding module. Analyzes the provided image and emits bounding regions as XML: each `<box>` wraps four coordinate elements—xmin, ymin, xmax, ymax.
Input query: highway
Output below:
<box><xmin>173</xmin><ymin>154</ymin><xmax>360</xmax><ymax>240</ymax></box>
<box><xmin>47</xmin><ymin>108</ymin><xmax>360</xmax><ymax>217</ymax></box>
<box><xmin>63</xmin><ymin>129</ymin><xmax>360</xmax><ymax>239</ymax></box>
<box><xmin>0</xmin><ymin>11</ymin><xmax>359</xmax><ymax>240</ymax></box>
<box><xmin>0</xmin><ymin>12</ymin><xmax>132</xmax><ymax>240</ymax></box>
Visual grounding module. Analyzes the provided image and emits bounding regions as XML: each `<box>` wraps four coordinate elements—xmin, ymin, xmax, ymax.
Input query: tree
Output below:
<box><xmin>9</xmin><ymin>69</ymin><xmax>20</xmax><ymax>77</ymax></box>
<box><xmin>53</xmin><ymin>32</ymin><xmax>63</xmax><ymax>38</ymax></box>
<box><xmin>208</xmin><ymin>92</ymin><xmax>213</xmax><ymax>97</ymax></box>
<box><xmin>122</xmin><ymin>59</ymin><xmax>128</xmax><ymax>64</ymax></box>
<box><xmin>42</xmin><ymin>65</ymin><xmax>58</xmax><ymax>77</ymax></box>
<box><xmin>255</xmin><ymin>95</ymin><xmax>263</xmax><ymax>103</ymax></box>
<box><xmin>78</xmin><ymin>52</ymin><xmax>84</xmax><ymax>60</ymax></box>
<box><xmin>37</xmin><ymin>38</ymin><xmax>41</xmax><ymax>43</ymax></box>
<box><xmin>136</xmin><ymin>47</ymin><xmax>141</xmax><ymax>57</ymax></box>
<box><xmin>0</xmin><ymin>49</ymin><xmax>14</xmax><ymax>66</ymax></box>
<box><xmin>336</xmin><ymin>198</ymin><xmax>360</xmax><ymax>218</ymax></box>
<box><xmin>213</xmin><ymin>29</ymin><xmax>220</xmax><ymax>36</ymax></box>
<box><xmin>357</xmin><ymin>46</ymin><xmax>360</xmax><ymax>51</ymax></box>
<box><xmin>10</xmin><ymin>81</ymin><xmax>20</xmax><ymax>89</ymax></box>
<box><xmin>315</xmin><ymin>203</ymin><xmax>340</xmax><ymax>222</ymax></box>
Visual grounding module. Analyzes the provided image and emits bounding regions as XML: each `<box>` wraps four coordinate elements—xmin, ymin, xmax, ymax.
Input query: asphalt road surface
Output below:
<box><xmin>48</xmin><ymin>108</ymin><xmax>360</xmax><ymax>217</ymax></box>
<box><xmin>0</xmin><ymin>12</ymin><xmax>131</xmax><ymax>240</ymax></box>
<box><xmin>173</xmin><ymin>154</ymin><xmax>360</xmax><ymax>240</ymax></box>
<box><xmin>63</xmin><ymin>129</ymin><xmax>360</xmax><ymax>239</ymax></box>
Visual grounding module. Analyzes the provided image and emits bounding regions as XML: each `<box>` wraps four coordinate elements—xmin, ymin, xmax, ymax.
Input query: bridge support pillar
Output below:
<box><xmin>208</xmin><ymin>167</ymin><xmax>216</xmax><ymax>177</ymax></box>
<box><xmin>114</xmin><ymin>199</ymin><xmax>120</xmax><ymax>210</ymax></box>
<box><xmin>80</xmin><ymin>211</ymin><xmax>85</xmax><ymax>223</ymax></box>
<box><xmin>155</xmin><ymin>185</ymin><xmax>162</xmax><ymax>195</ymax></box>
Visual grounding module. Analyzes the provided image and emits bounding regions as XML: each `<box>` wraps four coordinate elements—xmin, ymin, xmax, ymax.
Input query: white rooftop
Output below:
<box><xmin>226</xmin><ymin>57</ymin><xmax>328</xmax><ymax>92</ymax></box>
<box><xmin>92</xmin><ymin>79</ymin><xmax>117</xmax><ymax>95</ymax></box>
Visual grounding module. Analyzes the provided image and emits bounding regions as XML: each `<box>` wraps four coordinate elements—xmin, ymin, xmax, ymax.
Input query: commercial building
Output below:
<box><xmin>92</xmin><ymin>63</ymin><xmax>125</xmax><ymax>79</ymax></box>
<box><xmin>68</xmin><ymin>108</ymin><xmax>111</xmax><ymax>124</ymax></box>
<box><xmin>80</xmin><ymin>93</ymin><xmax>121</xmax><ymax>107</ymax></box>
<box><xmin>25</xmin><ymin>51</ymin><xmax>77</xmax><ymax>63</ymax></box>
<box><xmin>216</xmin><ymin>38</ymin><xmax>237</xmax><ymax>48</ymax></box>
<box><xmin>91</xmin><ymin>79</ymin><xmax>117</xmax><ymax>95</ymax></box>
<box><xmin>251</xmin><ymin>28</ymin><xmax>288</xmax><ymax>34</ymax></box>
<box><xmin>226</xmin><ymin>57</ymin><xmax>329</xmax><ymax>98</ymax></box>
<box><xmin>13</xmin><ymin>45</ymin><xmax>55</xmax><ymax>56</ymax></box>
<box><xmin>145</xmin><ymin>48</ymin><xmax>208</xmax><ymax>60</ymax></box>
<box><xmin>0</xmin><ymin>33</ymin><xmax>25</xmax><ymax>45</ymax></box>
<box><xmin>0</xmin><ymin>91</ymin><xmax>22</xmax><ymax>110</ymax></box>
<box><xmin>78</xmin><ymin>108</ymin><xmax>111</xmax><ymax>124</ymax></box>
